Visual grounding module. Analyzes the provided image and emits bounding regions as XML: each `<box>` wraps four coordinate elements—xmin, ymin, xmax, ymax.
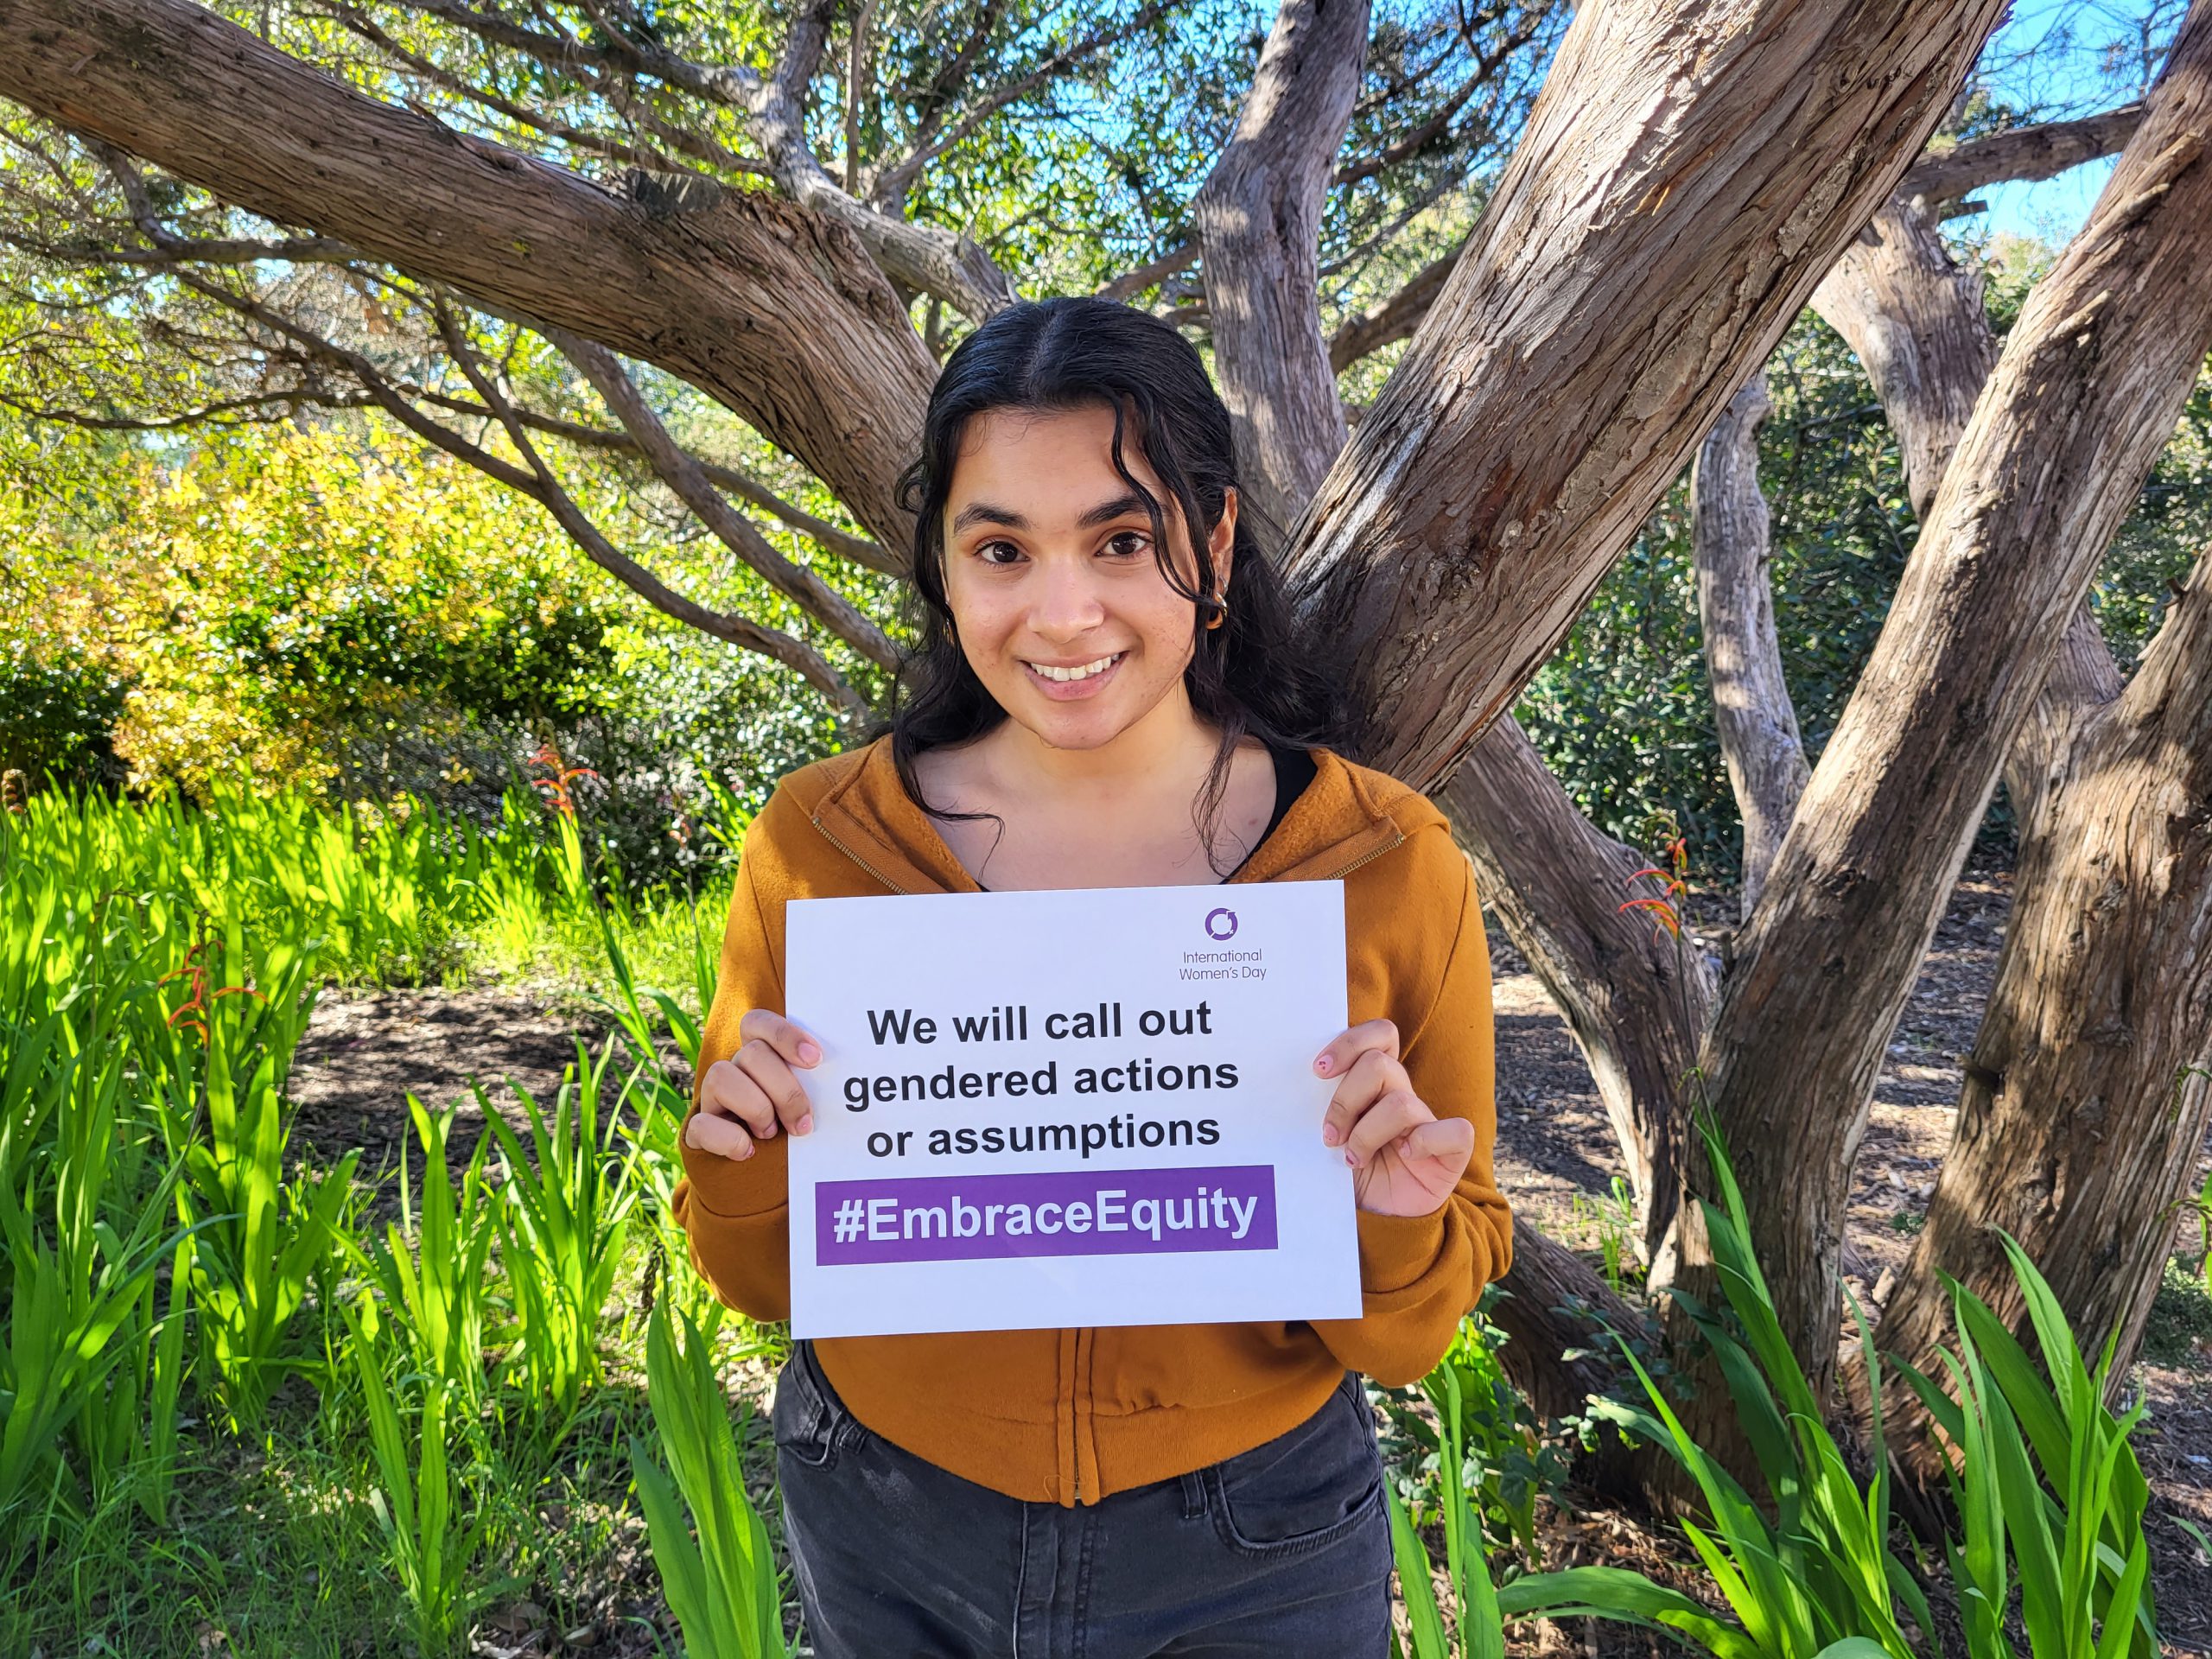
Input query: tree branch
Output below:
<box><xmin>867</xmin><ymin>1</ymin><xmax>1178</xmax><ymax>213</ymax></box>
<box><xmin>1689</xmin><ymin>372</ymin><xmax>1809</xmax><ymax>918</ymax></box>
<box><xmin>0</xmin><ymin>0</ymin><xmax>937</xmax><ymax>549</ymax></box>
<box><xmin>568</xmin><ymin>0</ymin><xmax>1019</xmax><ymax>320</ymax></box>
<box><xmin>429</xmin><ymin>294</ymin><xmax>872</xmax><ymax>716</ymax></box>
<box><xmin>1281</xmin><ymin>0</ymin><xmax>2011</xmax><ymax>788</ymax></box>
<box><xmin>1902</xmin><ymin>100</ymin><xmax>2148</xmax><ymax>218</ymax></box>
<box><xmin>1326</xmin><ymin>238</ymin><xmax>1465</xmax><ymax>372</ymax></box>
<box><xmin>399</xmin><ymin>387</ymin><xmax>901</xmax><ymax>575</ymax></box>
<box><xmin>1193</xmin><ymin>0</ymin><xmax>1372</xmax><ymax>522</ymax></box>
<box><xmin>1682</xmin><ymin>0</ymin><xmax>2212</xmax><ymax>1398</ymax></box>
<box><xmin>326</xmin><ymin>3</ymin><xmax>771</xmax><ymax>182</ymax></box>
<box><xmin>1094</xmin><ymin>239</ymin><xmax>1200</xmax><ymax>303</ymax></box>
<box><xmin>547</xmin><ymin>327</ymin><xmax>901</xmax><ymax>671</ymax></box>
<box><xmin>1808</xmin><ymin>197</ymin><xmax>2123</xmax><ymax>827</ymax></box>
<box><xmin>1330</xmin><ymin>3</ymin><xmax>1552</xmax><ymax>189</ymax></box>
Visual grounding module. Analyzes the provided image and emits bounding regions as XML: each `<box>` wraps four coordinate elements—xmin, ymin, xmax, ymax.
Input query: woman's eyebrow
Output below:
<box><xmin>950</xmin><ymin>501</ymin><xmax>1025</xmax><ymax>533</ymax></box>
<box><xmin>950</xmin><ymin>491</ymin><xmax>1151</xmax><ymax>534</ymax></box>
<box><xmin>1070</xmin><ymin>490</ymin><xmax>1153</xmax><ymax>527</ymax></box>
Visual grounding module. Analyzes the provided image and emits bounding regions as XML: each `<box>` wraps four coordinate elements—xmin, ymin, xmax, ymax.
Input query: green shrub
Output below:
<box><xmin>0</xmin><ymin>645</ymin><xmax>128</xmax><ymax>792</ymax></box>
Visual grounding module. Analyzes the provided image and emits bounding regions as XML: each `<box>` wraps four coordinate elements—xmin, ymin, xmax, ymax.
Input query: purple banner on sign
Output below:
<box><xmin>815</xmin><ymin>1164</ymin><xmax>1278</xmax><ymax>1266</ymax></box>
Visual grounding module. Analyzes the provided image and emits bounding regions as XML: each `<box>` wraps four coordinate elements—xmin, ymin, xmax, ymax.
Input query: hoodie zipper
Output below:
<box><xmin>811</xmin><ymin>815</ymin><xmax>912</xmax><ymax>895</ymax></box>
<box><xmin>1316</xmin><ymin>826</ymin><xmax>1405</xmax><ymax>883</ymax></box>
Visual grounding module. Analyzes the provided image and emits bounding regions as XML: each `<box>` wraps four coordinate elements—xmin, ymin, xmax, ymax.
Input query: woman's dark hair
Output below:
<box><xmin>887</xmin><ymin>296</ymin><xmax>1345</xmax><ymax>868</ymax></box>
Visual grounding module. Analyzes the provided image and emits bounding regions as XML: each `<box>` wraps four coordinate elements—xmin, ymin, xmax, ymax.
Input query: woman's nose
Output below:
<box><xmin>1027</xmin><ymin>558</ymin><xmax>1107</xmax><ymax>640</ymax></box>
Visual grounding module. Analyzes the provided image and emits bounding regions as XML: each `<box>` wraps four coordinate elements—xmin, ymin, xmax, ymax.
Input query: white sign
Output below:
<box><xmin>783</xmin><ymin>880</ymin><xmax>1360</xmax><ymax>1338</ymax></box>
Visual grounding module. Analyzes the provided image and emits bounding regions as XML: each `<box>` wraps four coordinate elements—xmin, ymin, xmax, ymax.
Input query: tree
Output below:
<box><xmin>3</xmin><ymin>0</ymin><xmax>2209</xmax><ymax>1499</ymax></box>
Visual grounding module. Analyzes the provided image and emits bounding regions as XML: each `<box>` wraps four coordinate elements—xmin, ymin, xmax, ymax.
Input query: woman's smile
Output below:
<box><xmin>1019</xmin><ymin>650</ymin><xmax>1128</xmax><ymax>698</ymax></box>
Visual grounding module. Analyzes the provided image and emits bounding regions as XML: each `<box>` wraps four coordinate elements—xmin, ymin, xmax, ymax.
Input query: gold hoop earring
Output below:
<box><xmin>1204</xmin><ymin>593</ymin><xmax>1228</xmax><ymax>631</ymax></box>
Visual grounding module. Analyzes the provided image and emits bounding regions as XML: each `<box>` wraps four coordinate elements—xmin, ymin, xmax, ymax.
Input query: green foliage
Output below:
<box><xmin>149</xmin><ymin>927</ymin><xmax>360</xmax><ymax>1429</ymax></box>
<box><xmin>8</xmin><ymin>411</ymin><xmax>837</xmax><ymax>886</ymax></box>
<box><xmin>631</xmin><ymin>1298</ymin><xmax>793</xmax><ymax>1659</ymax></box>
<box><xmin>1894</xmin><ymin>1234</ymin><xmax>2160</xmax><ymax>1659</ymax></box>
<box><xmin>336</xmin><ymin>1295</ymin><xmax>505</xmax><ymax>1656</ymax></box>
<box><xmin>337</xmin><ymin>1096</ymin><xmax>498</xmax><ymax>1405</ymax></box>
<box><xmin>1516</xmin><ymin>299</ymin><xmax>2212</xmax><ymax>879</ymax></box>
<box><xmin>0</xmin><ymin>644</ymin><xmax>130</xmax><ymax>791</ymax></box>
<box><xmin>1595</xmin><ymin>1125</ymin><xmax>1934</xmax><ymax>1659</ymax></box>
<box><xmin>0</xmin><ymin>775</ymin><xmax>762</xmax><ymax>1644</ymax></box>
<box><xmin>1380</xmin><ymin>1298</ymin><xmax>1569</xmax><ymax>1572</ymax></box>
<box><xmin>480</xmin><ymin>1043</ymin><xmax>642</xmax><ymax>1428</ymax></box>
<box><xmin>1388</xmin><ymin>1355</ymin><xmax>1737</xmax><ymax>1659</ymax></box>
<box><xmin>1389</xmin><ymin>1111</ymin><xmax>2180</xmax><ymax>1659</ymax></box>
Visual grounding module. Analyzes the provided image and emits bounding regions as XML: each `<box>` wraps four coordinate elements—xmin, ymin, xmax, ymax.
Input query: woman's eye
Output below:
<box><xmin>1103</xmin><ymin>531</ymin><xmax>1151</xmax><ymax>559</ymax></box>
<box><xmin>976</xmin><ymin>541</ymin><xmax>1025</xmax><ymax>566</ymax></box>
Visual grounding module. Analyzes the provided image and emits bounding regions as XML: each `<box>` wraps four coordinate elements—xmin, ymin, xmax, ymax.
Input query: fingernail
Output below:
<box><xmin>1344</xmin><ymin>1150</ymin><xmax>1360</xmax><ymax>1169</ymax></box>
<box><xmin>1314</xmin><ymin>1054</ymin><xmax>1332</xmax><ymax>1076</ymax></box>
<box><xmin>734</xmin><ymin>1142</ymin><xmax>754</xmax><ymax>1160</ymax></box>
<box><xmin>760</xmin><ymin>1120</ymin><xmax>778</xmax><ymax>1136</ymax></box>
<box><xmin>1321</xmin><ymin>1122</ymin><xmax>1341</xmax><ymax>1147</ymax></box>
<box><xmin>795</xmin><ymin>1114</ymin><xmax>814</xmax><ymax>1136</ymax></box>
<box><xmin>798</xmin><ymin>1041</ymin><xmax>822</xmax><ymax>1065</ymax></box>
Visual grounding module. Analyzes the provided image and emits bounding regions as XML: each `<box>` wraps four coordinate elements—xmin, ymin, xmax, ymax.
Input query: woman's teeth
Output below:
<box><xmin>1028</xmin><ymin>652</ymin><xmax>1123</xmax><ymax>683</ymax></box>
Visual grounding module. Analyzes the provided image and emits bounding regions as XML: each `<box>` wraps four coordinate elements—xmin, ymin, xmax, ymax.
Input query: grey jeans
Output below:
<box><xmin>771</xmin><ymin>1340</ymin><xmax>1394</xmax><ymax>1658</ymax></box>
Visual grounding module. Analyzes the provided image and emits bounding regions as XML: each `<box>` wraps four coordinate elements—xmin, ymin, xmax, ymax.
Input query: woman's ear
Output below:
<box><xmin>1211</xmin><ymin>486</ymin><xmax>1238</xmax><ymax>596</ymax></box>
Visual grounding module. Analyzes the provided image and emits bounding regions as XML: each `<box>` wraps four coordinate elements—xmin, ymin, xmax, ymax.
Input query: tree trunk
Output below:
<box><xmin>1281</xmin><ymin>0</ymin><xmax>2009</xmax><ymax>786</ymax></box>
<box><xmin>1193</xmin><ymin>0</ymin><xmax>1370</xmax><ymax>531</ymax></box>
<box><xmin>1808</xmin><ymin>203</ymin><xmax>1995</xmax><ymax>524</ymax></box>
<box><xmin>1670</xmin><ymin>1</ymin><xmax>2212</xmax><ymax>1421</ymax></box>
<box><xmin>0</xmin><ymin>0</ymin><xmax>936</xmax><ymax>550</ymax></box>
<box><xmin>1690</xmin><ymin>372</ymin><xmax>1809</xmax><ymax>918</ymax></box>
<box><xmin>1806</xmin><ymin>198</ymin><xmax>2125</xmax><ymax>839</ymax></box>
<box><xmin>1794</xmin><ymin>168</ymin><xmax>2206</xmax><ymax>1415</ymax></box>
<box><xmin>1878</xmin><ymin>543</ymin><xmax>2212</xmax><ymax>1419</ymax></box>
<box><xmin>1439</xmin><ymin>725</ymin><xmax>1712</xmax><ymax>1270</ymax></box>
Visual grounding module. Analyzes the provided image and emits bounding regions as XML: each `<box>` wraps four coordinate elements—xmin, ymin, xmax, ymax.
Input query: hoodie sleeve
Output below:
<box><xmin>670</xmin><ymin>817</ymin><xmax>797</xmax><ymax>1324</ymax></box>
<box><xmin>1307</xmin><ymin>836</ymin><xmax>1513</xmax><ymax>1386</ymax></box>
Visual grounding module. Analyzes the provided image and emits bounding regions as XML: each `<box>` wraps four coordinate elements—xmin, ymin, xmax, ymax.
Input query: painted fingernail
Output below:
<box><xmin>795</xmin><ymin>1114</ymin><xmax>814</xmax><ymax>1136</ymax></box>
<box><xmin>1344</xmin><ymin>1149</ymin><xmax>1360</xmax><ymax>1169</ymax></box>
<box><xmin>760</xmin><ymin>1120</ymin><xmax>778</xmax><ymax>1136</ymax></box>
<box><xmin>798</xmin><ymin>1040</ymin><xmax>822</xmax><ymax>1065</ymax></box>
<box><xmin>1314</xmin><ymin>1053</ymin><xmax>1332</xmax><ymax>1075</ymax></box>
<box><xmin>1322</xmin><ymin>1122</ymin><xmax>1342</xmax><ymax>1147</ymax></box>
<box><xmin>734</xmin><ymin>1142</ymin><xmax>754</xmax><ymax>1160</ymax></box>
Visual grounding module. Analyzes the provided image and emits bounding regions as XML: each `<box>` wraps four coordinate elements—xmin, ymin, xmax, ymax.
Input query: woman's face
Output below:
<box><xmin>939</xmin><ymin>403</ymin><xmax>1235</xmax><ymax>752</ymax></box>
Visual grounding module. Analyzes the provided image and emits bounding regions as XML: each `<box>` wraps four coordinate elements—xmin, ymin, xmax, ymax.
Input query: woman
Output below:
<box><xmin>675</xmin><ymin>296</ymin><xmax>1511</xmax><ymax>1656</ymax></box>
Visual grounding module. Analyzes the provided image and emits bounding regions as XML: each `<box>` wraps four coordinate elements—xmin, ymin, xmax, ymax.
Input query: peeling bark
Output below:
<box><xmin>1791</xmin><ymin>172</ymin><xmax>2206</xmax><ymax>1415</ymax></box>
<box><xmin>0</xmin><ymin>0</ymin><xmax>936</xmax><ymax>550</ymax></box>
<box><xmin>1193</xmin><ymin>0</ymin><xmax>1371</xmax><ymax>526</ymax></box>
<box><xmin>1690</xmin><ymin>373</ymin><xmax>1808</xmax><ymax>918</ymax></box>
<box><xmin>1878</xmin><ymin>547</ymin><xmax>2212</xmax><ymax>1417</ymax></box>
<box><xmin>1281</xmin><ymin>0</ymin><xmax>2009</xmax><ymax>787</ymax></box>
<box><xmin>1674</xmin><ymin>0</ymin><xmax>2212</xmax><ymax>1412</ymax></box>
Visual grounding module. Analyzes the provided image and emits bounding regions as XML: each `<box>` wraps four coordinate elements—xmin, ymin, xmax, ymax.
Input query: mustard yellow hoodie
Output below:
<box><xmin>674</xmin><ymin>734</ymin><xmax>1511</xmax><ymax>1506</ymax></box>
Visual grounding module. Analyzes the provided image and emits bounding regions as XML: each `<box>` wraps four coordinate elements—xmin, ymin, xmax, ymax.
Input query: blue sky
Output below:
<box><xmin>1950</xmin><ymin>0</ymin><xmax>2181</xmax><ymax>246</ymax></box>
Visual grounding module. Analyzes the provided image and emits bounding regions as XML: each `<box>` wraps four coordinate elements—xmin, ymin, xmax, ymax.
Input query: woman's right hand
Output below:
<box><xmin>684</xmin><ymin>1009</ymin><xmax>823</xmax><ymax>1161</ymax></box>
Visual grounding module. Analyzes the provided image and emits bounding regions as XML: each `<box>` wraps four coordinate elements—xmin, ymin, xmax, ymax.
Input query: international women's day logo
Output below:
<box><xmin>1204</xmin><ymin>907</ymin><xmax>1238</xmax><ymax>941</ymax></box>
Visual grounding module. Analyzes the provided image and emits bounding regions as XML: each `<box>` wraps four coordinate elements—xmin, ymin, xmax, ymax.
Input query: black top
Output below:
<box><xmin>975</xmin><ymin>741</ymin><xmax>1319</xmax><ymax>892</ymax></box>
<box><xmin>1230</xmin><ymin>741</ymin><xmax>1319</xmax><ymax>879</ymax></box>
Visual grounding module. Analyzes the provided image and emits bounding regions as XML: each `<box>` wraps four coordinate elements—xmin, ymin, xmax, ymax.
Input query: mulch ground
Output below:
<box><xmin>285</xmin><ymin>857</ymin><xmax>2212</xmax><ymax>1656</ymax></box>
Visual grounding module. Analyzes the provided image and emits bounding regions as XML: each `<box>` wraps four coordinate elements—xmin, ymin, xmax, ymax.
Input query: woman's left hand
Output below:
<box><xmin>1313</xmin><ymin>1019</ymin><xmax>1475</xmax><ymax>1217</ymax></box>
